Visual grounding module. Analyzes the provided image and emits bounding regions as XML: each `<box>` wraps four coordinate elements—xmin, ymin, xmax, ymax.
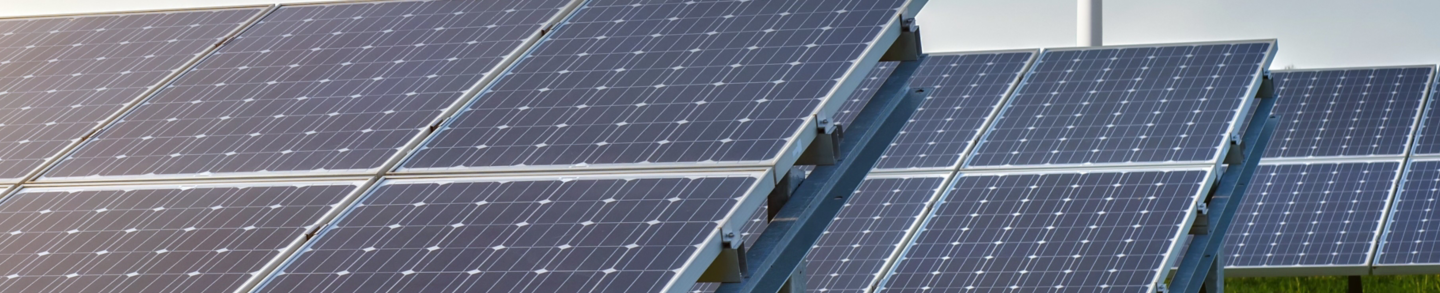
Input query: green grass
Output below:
<box><xmin>1225</xmin><ymin>275</ymin><xmax>1440</xmax><ymax>292</ymax></box>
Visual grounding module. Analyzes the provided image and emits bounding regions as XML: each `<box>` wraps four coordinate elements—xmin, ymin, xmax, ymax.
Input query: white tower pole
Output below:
<box><xmin>1078</xmin><ymin>0</ymin><xmax>1102</xmax><ymax>46</ymax></box>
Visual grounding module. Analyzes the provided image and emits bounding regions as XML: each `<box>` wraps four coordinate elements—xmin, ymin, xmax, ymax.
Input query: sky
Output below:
<box><xmin>2</xmin><ymin>0</ymin><xmax>1437</xmax><ymax>70</ymax></box>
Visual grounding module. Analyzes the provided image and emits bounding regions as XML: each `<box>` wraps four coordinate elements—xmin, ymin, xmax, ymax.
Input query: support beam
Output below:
<box><xmin>715</xmin><ymin>55</ymin><xmax>928</xmax><ymax>293</ymax></box>
<box><xmin>1349</xmin><ymin>276</ymin><xmax>1364</xmax><ymax>293</ymax></box>
<box><xmin>1170</xmin><ymin>77</ymin><xmax>1279</xmax><ymax>293</ymax></box>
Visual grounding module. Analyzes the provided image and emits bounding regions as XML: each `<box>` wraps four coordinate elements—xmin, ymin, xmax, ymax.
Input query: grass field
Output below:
<box><xmin>1226</xmin><ymin>275</ymin><xmax>1440</xmax><ymax>292</ymax></box>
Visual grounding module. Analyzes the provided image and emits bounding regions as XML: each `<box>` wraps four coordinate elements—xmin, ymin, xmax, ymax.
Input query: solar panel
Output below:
<box><xmin>876</xmin><ymin>51</ymin><xmax>1035</xmax><ymax>170</ymax></box>
<box><xmin>400</xmin><ymin>0</ymin><xmax>921</xmax><ymax>173</ymax></box>
<box><xmin>1224</xmin><ymin>162</ymin><xmax>1400</xmax><ymax>274</ymax></box>
<box><xmin>1375</xmin><ymin>160</ymin><xmax>1440</xmax><ymax>272</ymax></box>
<box><xmin>0</xmin><ymin>8</ymin><xmax>261</xmax><ymax>182</ymax></box>
<box><xmin>0</xmin><ymin>182</ymin><xmax>361</xmax><ymax>293</ymax></box>
<box><xmin>1410</xmin><ymin>68</ymin><xmax>1440</xmax><ymax>155</ymax></box>
<box><xmin>42</xmin><ymin>0</ymin><xmax>578</xmax><ymax>181</ymax></box>
<box><xmin>880</xmin><ymin>169</ymin><xmax>1210</xmax><ymax>292</ymax></box>
<box><xmin>966</xmin><ymin>41</ymin><xmax>1275</xmax><ymax>168</ymax></box>
<box><xmin>256</xmin><ymin>172</ymin><xmax>771</xmax><ymax>293</ymax></box>
<box><xmin>805</xmin><ymin>175</ymin><xmax>945</xmax><ymax>293</ymax></box>
<box><xmin>1264</xmin><ymin>68</ymin><xmax>1431</xmax><ymax>158</ymax></box>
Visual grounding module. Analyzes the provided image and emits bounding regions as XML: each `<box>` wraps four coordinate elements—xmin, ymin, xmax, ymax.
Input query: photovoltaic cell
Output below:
<box><xmin>257</xmin><ymin>174</ymin><xmax>765</xmax><ymax>293</ymax></box>
<box><xmin>1409</xmin><ymin>70</ymin><xmax>1440</xmax><ymax>154</ymax></box>
<box><xmin>805</xmin><ymin>176</ymin><xmax>944</xmax><ymax>293</ymax></box>
<box><xmin>401</xmin><ymin>0</ymin><xmax>915</xmax><ymax>171</ymax></box>
<box><xmin>0</xmin><ymin>8</ymin><xmax>259</xmax><ymax>182</ymax></box>
<box><xmin>1225</xmin><ymin>162</ymin><xmax>1399</xmax><ymax>269</ymax></box>
<box><xmin>43</xmin><ymin>0</ymin><xmax>575</xmax><ymax>180</ymax></box>
<box><xmin>881</xmin><ymin>170</ymin><xmax>1209</xmax><ymax>292</ymax></box>
<box><xmin>1376</xmin><ymin>161</ymin><xmax>1440</xmax><ymax>266</ymax></box>
<box><xmin>0</xmin><ymin>183</ymin><xmax>359</xmax><ymax>293</ymax></box>
<box><xmin>876</xmin><ymin>51</ymin><xmax>1034</xmax><ymax>170</ymax></box>
<box><xmin>966</xmin><ymin>42</ymin><xmax>1274</xmax><ymax>168</ymax></box>
<box><xmin>1264</xmin><ymin>68</ymin><xmax>1431</xmax><ymax>158</ymax></box>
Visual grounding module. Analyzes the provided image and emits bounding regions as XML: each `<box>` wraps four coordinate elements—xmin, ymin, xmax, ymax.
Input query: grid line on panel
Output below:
<box><xmin>1262</xmin><ymin>68</ymin><xmax>1431</xmax><ymax>158</ymax></box>
<box><xmin>1225</xmin><ymin>162</ymin><xmax>1400</xmax><ymax>268</ymax></box>
<box><xmin>0</xmin><ymin>183</ymin><xmax>358</xmax><ymax>293</ymax></box>
<box><xmin>881</xmin><ymin>169</ymin><xmax>1209</xmax><ymax>293</ymax></box>
<box><xmin>402</xmin><ymin>0</ymin><xmax>911</xmax><ymax>171</ymax></box>
<box><xmin>966</xmin><ymin>42</ymin><xmax>1274</xmax><ymax>168</ymax></box>
<box><xmin>43</xmin><ymin>0</ymin><xmax>575</xmax><ymax>181</ymax></box>
<box><xmin>0</xmin><ymin>8</ymin><xmax>262</xmax><ymax>182</ymax></box>
<box><xmin>256</xmin><ymin>174</ymin><xmax>761</xmax><ymax>293</ymax></box>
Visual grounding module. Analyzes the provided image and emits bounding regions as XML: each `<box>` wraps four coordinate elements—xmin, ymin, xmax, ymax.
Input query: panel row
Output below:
<box><xmin>2</xmin><ymin>0</ymin><xmax>919</xmax><ymax>184</ymax></box>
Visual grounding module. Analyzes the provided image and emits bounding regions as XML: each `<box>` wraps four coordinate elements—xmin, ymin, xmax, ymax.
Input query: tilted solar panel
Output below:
<box><xmin>876</xmin><ymin>51</ymin><xmax>1034</xmax><ymax>170</ymax></box>
<box><xmin>1225</xmin><ymin>162</ymin><xmax>1400</xmax><ymax>275</ymax></box>
<box><xmin>0</xmin><ymin>8</ymin><xmax>260</xmax><ymax>182</ymax></box>
<box><xmin>832</xmin><ymin>62</ymin><xmax>898</xmax><ymax>127</ymax></box>
<box><xmin>1264</xmin><ymin>67</ymin><xmax>1431</xmax><ymax>158</ymax></box>
<box><xmin>0</xmin><ymin>182</ymin><xmax>361</xmax><ymax>293</ymax></box>
<box><xmin>256</xmin><ymin>173</ymin><xmax>771</xmax><ymax>293</ymax></box>
<box><xmin>1375</xmin><ymin>160</ymin><xmax>1440</xmax><ymax>273</ymax></box>
<box><xmin>43</xmin><ymin>0</ymin><xmax>578</xmax><ymax>181</ymax></box>
<box><xmin>1409</xmin><ymin>69</ymin><xmax>1440</xmax><ymax>154</ymax></box>
<box><xmin>401</xmin><ymin>0</ymin><xmax>924</xmax><ymax>173</ymax></box>
<box><xmin>966</xmin><ymin>41</ymin><xmax>1275</xmax><ymax>168</ymax></box>
<box><xmin>881</xmin><ymin>169</ymin><xmax>1210</xmax><ymax>292</ymax></box>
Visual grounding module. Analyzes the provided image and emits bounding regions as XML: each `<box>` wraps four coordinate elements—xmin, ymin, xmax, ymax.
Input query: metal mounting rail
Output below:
<box><xmin>1169</xmin><ymin>77</ymin><xmax>1279</xmax><ymax>293</ymax></box>
<box><xmin>715</xmin><ymin>55</ymin><xmax>927</xmax><ymax>293</ymax></box>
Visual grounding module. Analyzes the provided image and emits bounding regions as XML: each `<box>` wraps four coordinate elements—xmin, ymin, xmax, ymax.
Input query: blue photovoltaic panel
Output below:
<box><xmin>1225</xmin><ymin>162</ymin><xmax>1399</xmax><ymax>269</ymax></box>
<box><xmin>0</xmin><ymin>183</ymin><xmax>358</xmax><ymax>293</ymax></box>
<box><xmin>1410</xmin><ymin>69</ymin><xmax>1440</xmax><ymax>154</ymax></box>
<box><xmin>876</xmin><ymin>51</ymin><xmax>1034</xmax><ymax>170</ymax></box>
<box><xmin>257</xmin><ymin>174</ymin><xmax>764</xmax><ymax>293</ymax></box>
<box><xmin>966</xmin><ymin>41</ymin><xmax>1274</xmax><ymax>168</ymax></box>
<box><xmin>805</xmin><ymin>176</ymin><xmax>944</xmax><ymax>293</ymax></box>
<box><xmin>1376</xmin><ymin>161</ymin><xmax>1440</xmax><ymax>266</ymax></box>
<box><xmin>401</xmin><ymin>0</ymin><xmax>917</xmax><ymax>171</ymax></box>
<box><xmin>43</xmin><ymin>0</ymin><xmax>574</xmax><ymax>180</ymax></box>
<box><xmin>1264</xmin><ymin>68</ymin><xmax>1431</xmax><ymax>158</ymax></box>
<box><xmin>881</xmin><ymin>170</ymin><xmax>1208</xmax><ymax>292</ymax></box>
<box><xmin>0</xmin><ymin>8</ymin><xmax>259</xmax><ymax>182</ymax></box>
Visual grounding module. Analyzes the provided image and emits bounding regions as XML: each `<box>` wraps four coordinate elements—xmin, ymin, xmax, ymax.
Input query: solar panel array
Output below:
<box><xmin>0</xmin><ymin>8</ymin><xmax>261</xmax><ymax>182</ymax></box>
<box><xmin>44</xmin><ymin>0</ymin><xmax>577</xmax><ymax>181</ymax></box>
<box><xmin>257</xmin><ymin>174</ymin><xmax>766</xmax><ymax>293</ymax></box>
<box><xmin>0</xmin><ymin>182</ymin><xmax>361</xmax><ymax>293</ymax></box>
<box><xmin>0</xmin><ymin>0</ymin><xmax>929</xmax><ymax>291</ymax></box>
<box><xmin>873</xmin><ymin>41</ymin><xmax>1275</xmax><ymax>292</ymax></box>
<box><xmin>875</xmin><ymin>51</ymin><xmax>1034</xmax><ymax>171</ymax></box>
<box><xmin>400</xmin><ymin>0</ymin><xmax>912</xmax><ymax>172</ymax></box>
<box><xmin>1223</xmin><ymin>66</ymin><xmax>1435</xmax><ymax>276</ymax></box>
<box><xmin>967</xmin><ymin>43</ymin><xmax>1273</xmax><ymax>168</ymax></box>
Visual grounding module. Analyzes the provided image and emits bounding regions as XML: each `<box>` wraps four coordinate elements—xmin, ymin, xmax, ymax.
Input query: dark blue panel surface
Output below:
<box><xmin>0</xmin><ymin>183</ymin><xmax>356</xmax><ymax>293</ymax></box>
<box><xmin>805</xmin><ymin>177</ymin><xmax>942</xmax><ymax>293</ymax></box>
<box><xmin>45</xmin><ymin>0</ymin><xmax>572</xmax><ymax>180</ymax></box>
<box><xmin>1225</xmin><ymin>162</ymin><xmax>1399</xmax><ymax>267</ymax></box>
<box><xmin>258</xmin><ymin>175</ymin><xmax>760</xmax><ymax>293</ymax></box>
<box><xmin>967</xmin><ymin>42</ymin><xmax>1273</xmax><ymax>167</ymax></box>
<box><xmin>1409</xmin><ymin>69</ymin><xmax>1440</xmax><ymax>154</ymax></box>
<box><xmin>833</xmin><ymin>62</ymin><xmax>897</xmax><ymax>126</ymax></box>
<box><xmin>1377</xmin><ymin>161</ymin><xmax>1440</xmax><ymax>265</ymax></box>
<box><xmin>402</xmin><ymin>0</ymin><xmax>911</xmax><ymax>170</ymax></box>
<box><xmin>1264</xmin><ymin>68</ymin><xmax>1430</xmax><ymax>158</ymax></box>
<box><xmin>0</xmin><ymin>8</ymin><xmax>258</xmax><ymax>181</ymax></box>
<box><xmin>876</xmin><ymin>52</ymin><xmax>1032</xmax><ymax>170</ymax></box>
<box><xmin>881</xmin><ymin>170</ymin><xmax>1207</xmax><ymax>292</ymax></box>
